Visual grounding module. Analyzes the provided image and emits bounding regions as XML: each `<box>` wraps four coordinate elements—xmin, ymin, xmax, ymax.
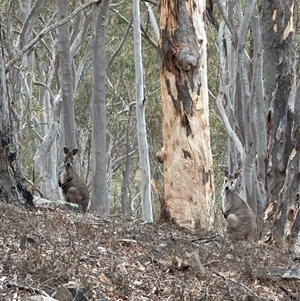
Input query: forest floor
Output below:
<box><xmin>0</xmin><ymin>202</ymin><xmax>299</xmax><ymax>301</ymax></box>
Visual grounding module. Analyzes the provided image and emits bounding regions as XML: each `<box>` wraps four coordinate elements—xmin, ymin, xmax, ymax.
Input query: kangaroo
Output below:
<box><xmin>58</xmin><ymin>147</ymin><xmax>89</xmax><ymax>212</ymax></box>
<box><xmin>221</xmin><ymin>173</ymin><xmax>257</xmax><ymax>240</ymax></box>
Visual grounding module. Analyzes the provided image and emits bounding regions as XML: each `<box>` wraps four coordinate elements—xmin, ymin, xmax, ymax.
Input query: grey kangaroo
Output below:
<box><xmin>221</xmin><ymin>173</ymin><xmax>257</xmax><ymax>240</ymax></box>
<box><xmin>58</xmin><ymin>147</ymin><xmax>89</xmax><ymax>212</ymax></box>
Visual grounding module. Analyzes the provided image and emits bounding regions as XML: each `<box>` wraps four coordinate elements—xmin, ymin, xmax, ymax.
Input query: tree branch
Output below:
<box><xmin>107</xmin><ymin>15</ymin><xmax>133</xmax><ymax>71</ymax></box>
<box><xmin>215</xmin><ymin>92</ymin><xmax>245</xmax><ymax>162</ymax></box>
<box><xmin>142</xmin><ymin>0</ymin><xmax>158</xmax><ymax>6</ymax></box>
<box><xmin>5</xmin><ymin>0</ymin><xmax>100</xmax><ymax>73</ymax></box>
<box><xmin>110</xmin><ymin>7</ymin><xmax>157</xmax><ymax>49</ymax></box>
<box><xmin>215</xmin><ymin>0</ymin><xmax>238</xmax><ymax>47</ymax></box>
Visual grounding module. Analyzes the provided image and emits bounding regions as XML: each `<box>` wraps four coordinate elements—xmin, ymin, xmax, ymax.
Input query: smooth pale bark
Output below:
<box><xmin>57</xmin><ymin>0</ymin><xmax>77</xmax><ymax>151</ymax></box>
<box><xmin>20</xmin><ymin>1</ymin><xmax>39</xmax><ymax>158</ymax></box>
<box><xmin>215</xmin><ymin>1</ymin><xmax>266</xmax><ymax>236</ymax></box>
<box><xmin>216</xmin><ymin>0</ymin><xmax>296</xmax><ymax>239</ymax></box>
<box><xmin>8</xmin><ymin>0</ymin><xmax>59</xmax><ymax>201</ymax></box>
<box><xmin>44</xmin><ymin>4</ymin><xmax>91</xmax><ymax>200</ymax></box>
<box><xmin>236</xmin><ymin>1</ymin><xmax>266</xmax><ymax>221</ymax></box>
<box><xmin>144</xmin><ymin>2</ymin><xmax>159</xmax><ymax>40</ymax></box>
<box><xmin>19</xmin><ymin>0</ymin><xmax>46</xmax><ymax>49</ymax></box>
<box><xmin>90</xmin><ymin>0</ymin><xmax>110</xmax><ymax>214</ymax></box>
<box><xmin>263</xmin><ymin>1</ymin><xmax>297</xmax><ymax>239</ymax></box>
<box><xmin>34</xmin><ymin>63</ymin><xmax>58</xmax><ymax>200</ymax></box>
<box><xmin>120</xmin><ymin>106</ymin><xmax>135</xmax><ymax>216</ymax></box>
<box><xmin>158</xmin><ymin>0</ymin><xmax>213</xmax><ymax>228</ymax></box>
<box><xmin>133</xmin><ymin>0</ymin><xmax>153</xmax><ymax>222</ymax></box>
<box><xmin>3</xmin><ymin>1</ymin><xmax>94</xmax><ymax>202</ymax></box>
<box><xmin>33</xmin><ymin>93</ymin><xmax>62</xmax><ymax>200</ymax></box>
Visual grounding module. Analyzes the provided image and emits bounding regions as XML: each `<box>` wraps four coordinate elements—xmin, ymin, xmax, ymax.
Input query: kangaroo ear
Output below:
<box><xmin>63</xmin><ymin>147</ymin><xmax>69</xmax><ymax>154</ymax></box>
<box><xmin>234</xmin><ymin>172</ymin><xmax>240</xmax><ymax>179</ymax></box>
<box><xmin>72</xmin><ymin>149</ymin><xmax>78</xmax><ymax>156</ymax></box>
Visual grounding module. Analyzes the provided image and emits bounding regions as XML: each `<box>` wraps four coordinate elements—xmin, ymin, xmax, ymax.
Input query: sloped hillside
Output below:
<box><xmin>0</xmin><ymin>202</ymin><xmax>299</xmax><ymax>301</ymax></box>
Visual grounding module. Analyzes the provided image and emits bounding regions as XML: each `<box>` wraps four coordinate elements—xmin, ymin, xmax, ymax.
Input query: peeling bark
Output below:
<box><xmin>0</xmin><ymin>34</ymin><xmax>33</xmax><ymax>207</ymax></box>
<box><xmin>158</xmin><ymin>0</ymin><xmax>213</xmax><ymax>228</ymax></box>
<box><xmin>263</xmin><ymin>0</ymin><xmax>297</xmax><ymax>238</ymax></box>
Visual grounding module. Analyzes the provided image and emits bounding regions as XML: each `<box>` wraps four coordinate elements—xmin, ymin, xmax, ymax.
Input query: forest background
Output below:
<box><xmin>0</xmin><ymin>0</ymin><xmax>299</xmax><ymax>243</ymax></box>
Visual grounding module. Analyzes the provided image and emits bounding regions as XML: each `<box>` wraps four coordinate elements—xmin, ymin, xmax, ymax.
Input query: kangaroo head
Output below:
<box><xmin>223</xmin><ymin>172</ymin><xmax>240</xmax><ymax>192</ymax></box>
<box><xmin>63</xmin><ymin>147</ymin><xmax>78</xmax><ymax>167</ymax></box>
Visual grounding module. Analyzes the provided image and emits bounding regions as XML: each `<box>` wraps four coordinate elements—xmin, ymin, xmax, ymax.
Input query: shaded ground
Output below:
<box><xmin>0</xmin><ymin>202</ymin><xmax>299</xmax><ymax>301</ymax></box>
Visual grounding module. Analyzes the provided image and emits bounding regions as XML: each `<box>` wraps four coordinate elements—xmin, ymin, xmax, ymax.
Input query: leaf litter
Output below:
<box><xmin>0</xmin><ymin>202</ymin><xmax>298</xmax><ymax>300</ymax></box>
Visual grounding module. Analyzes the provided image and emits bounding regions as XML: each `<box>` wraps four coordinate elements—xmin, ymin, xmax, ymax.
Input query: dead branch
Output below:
<box><xmin>7</xmin><ymin>282</ymin><xmax>50</xmax><ymax>297</ymax></box>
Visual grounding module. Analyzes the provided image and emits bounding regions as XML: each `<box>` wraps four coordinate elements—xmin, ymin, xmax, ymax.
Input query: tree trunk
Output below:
<box><xmin>90</xmin><ymin>0</ymin><xmax>110</xmax><ymax>214</ymax></box>
<box><xmin>263</xmin><ymin>0</ymin><xmax>297</xmax><ymax>238</ymax></box>
<box><xmin>288</xmin><ymin>81</ymin><xmax>300</xmax><ymax>254</ymax></box>
<box><xmin>0</xmin><ymin>35</ymin><xmax>33</xmax><ymax>207</ymax></box>
<box><xmin>33</xmin><ymin>93</ymin><xmax>62</xmax><ymax>200</ymax></box>
<box><xmin>133</xmin><ymin>0</ymin><xmax>153</xmax><ymax>222</ymax></box>
<box><xmin>215</xmin><ymin>1</ymin><xmax>267</xmax><ymax>236</ymax></box>
<box><xmin>57</xmin><ymin>0</ymin><xmax>77</xmax><ymax>151</ymax></box>
<box><xmin>158</xmin><ymin>0</ymin><xmax>213</xmax><ymax>228</ymax></box>
<box><xmin>120</xmin><ymin>106</ymin><xmax>135</xmax><ymax>216</ymax></box>
<box><xmin>32</xmin><ymin>58</ymin><xmax>60</xmax><ymax>201</ymax></box>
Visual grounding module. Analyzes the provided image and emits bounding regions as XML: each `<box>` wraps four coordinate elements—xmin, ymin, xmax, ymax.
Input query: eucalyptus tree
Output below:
<box><xmin>32</xmin><ymin>1</ymin><xmax>96</xmax><ymax>200</ymax></box>
<box><xmin>158</xmin><ymin>0</ymin><xmax>214</xmax><ymax>228</ymax></box>
<box><xmin>214</xmin><ymin>0</ymin><xmax>266</xmax><ymax>233</ymax></box>
<box><xmin>33</xmin><ymin>1</ymin><xmax>95</xmax><ymax>200</ymax></box>
<box><xmin>0</xmin><ymin>32</ymin><xmax>33</xmax><ymax>207</ymax></box>
<box><xmin>1</xmin><ymin>0</ymin><xmax>100</xmax><ymax>203</ymax></box>
<box><xmin>100</xmin><ymin>1</ymin><xmax>160</xmax><ymax>216</ymax></box>
<box><xmin>57</xmin><ymin>0</ymin><xmax>77</xmax><ymax>153</ymax></box>
<box><xmin>1</xmin><ymin>0</ymin><xmax>161</xmax><ymax>216</ymax></box>
<box><xmin>3</xmin><ymin>0</ymin><xmax>60</xmax><ymax>200</ymax></box>
<box><xmin>262</xmin><ymin>0</ymin><xmax>298</xmax><ymax>240</ymax></box>
<box><xmin>19</xmin><ymin>0</ymin><xmax>46</xmax><ymax>158</ymax></box>
<box><xmin>133</xmin><ymin>0</ymin><xmax>153</xmax><ymax>222</ymax></box>
<box><xmin>214</xmin><ymin>0</ymin><xmax>300</xmax><ymax>242</ymax></box>
<box><xmin>90</xmin><ymin>0</ymin><xmax>110</xmax><ymax>214</ymax></box>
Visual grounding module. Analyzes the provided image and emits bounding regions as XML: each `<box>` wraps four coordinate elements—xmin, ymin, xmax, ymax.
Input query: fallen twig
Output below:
<box><xmin>191</xmin><ymin>235</ymin><xmax>220</xmax><ymax>244</ymax></box>
<box><xmin>279</xmin><ymin>286</ymin><xmax>300</xmax><ymax>301</ymax></box>
<box><xmin>7</xmin><ymin>282</ymin><xmax>50</xmax><ymax>297</ymax></box>
<box><xmin>213</xmin><ymin>272</ymin><xmax>260</xmax><ymax>298</ymax></box>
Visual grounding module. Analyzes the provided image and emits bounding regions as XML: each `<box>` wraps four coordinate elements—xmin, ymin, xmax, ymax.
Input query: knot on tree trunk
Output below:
<box><xmin>177</xmin><ymin>45</ymin><xmax>199</xmax><ymax>71</ymax></box>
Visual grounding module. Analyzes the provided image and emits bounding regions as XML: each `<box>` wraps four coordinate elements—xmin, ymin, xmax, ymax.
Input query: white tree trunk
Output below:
<box><xmin>215</xmin><ymin>0</ymin><xmax>267</xmax><ymax>234</ymax></box>
<box><xmin>33</xmin><ymin>93</ymin><xmax>62</xmax><ymax>201</ymax></box>
<box><xmin>144</xmin><ymin>2</ymin><xmax>159</xmax><ymax>41</ymax></box>
<box><xmin>57</xmin><ymin>0</ymin><xmax>77</xmax><ymax>152</ymax></box>
<box><xmin>133</xmin><ymin>0</ymin><xmax>153</xmax><ymax>222</ymax></box>
<box><xmin>90</xmin><ymin>0</ymin><xmax>110</xmax><ymax>214</ymax></box>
